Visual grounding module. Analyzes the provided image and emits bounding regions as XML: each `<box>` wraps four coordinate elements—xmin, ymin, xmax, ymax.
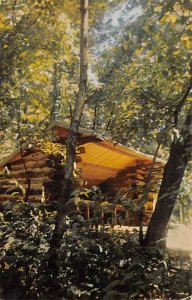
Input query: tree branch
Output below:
<box><xmin>19</xmin><ymin>142</ymin><xmax>31</xmax><ymax>202</ymax></box>
<box><xmin>174</xmin><ymin>62</ymin><xmax>192</xmax><ymax>127</ymax></box>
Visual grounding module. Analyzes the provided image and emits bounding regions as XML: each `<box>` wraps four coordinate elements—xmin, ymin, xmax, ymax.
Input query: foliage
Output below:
<box><xmin>0</xmin><ymin>202</ymin><xmax>191</xmax><ymax>300</ymax></box>
<box><xmin>40</xmin><ymin>140</ymin><xmax>67</xmax><ymax>157</ymax></box>
<box><xmin>0</xmin><ymin>0</ymin><xmax>112</xmax><ymax>159</ymax></box>
<box><xmin>172</xmin><ymin>165</ymin><xmax>192</xmax><ymax>224</ymax></box>
<box><xmin>103</xmin><ymin>246</ymin><xmax>191</xmax><ymax>300</ymax></box>
<box><xmin>0</xmin><ymin>202</ymin><xmax>56</xmax><ymax>299</ymax></box>
<box><xmin>0</xmin><ymin>0</ymin><xmax>77</xmax><ymax>159</ymax></box>
<box><xmin>90</xmin><ymin>0</ymin><xmax>192</xmax><ymax>153</ymax></box>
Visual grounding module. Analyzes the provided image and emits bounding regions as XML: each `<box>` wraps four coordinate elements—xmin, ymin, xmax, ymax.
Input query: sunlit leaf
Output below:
<box><xmin>169</xmin><ymin>14</ymin><xmax>178</xmax><ymax>24</ymax></box>
<box><xmin>135</xmin><ymin>48</ymin><xmax>143</xmax><ymax>56</ymax></box>
<box><xmin>154</xmin><ymin>5</ymin><xmax>162</xmax><ymax>13</ymax></box>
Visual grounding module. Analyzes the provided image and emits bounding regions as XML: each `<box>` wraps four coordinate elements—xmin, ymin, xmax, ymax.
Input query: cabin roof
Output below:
<box><xmin>0</xmin><ymin>120</ymin><xmax>166</xmax><ymax>185</ymax></box>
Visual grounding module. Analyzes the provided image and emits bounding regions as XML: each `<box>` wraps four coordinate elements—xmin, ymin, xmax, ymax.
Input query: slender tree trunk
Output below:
<box><xmin>50</xmin><ymin>62</ymin><xmax>61</xmax><ymax>121</ymax></box>
<box><xmin>49</xmin><ymin>0</ymin><xmax>89</xmax><ymax>250</ymax></box>
<box><xmin>19</xmin><ymin>142</ymin><xmax>31</xmax><ymax>202</ymax></box>
<box><xmin>144</xmin><ymin>104</ymin><xmax>192</xmax><ymax>246</ymax></box>
<box><xmin>44</xmin><ymin>3</ymin><xmax>88</xmax><ymax>292</ymax></box>
<box><xmin>92</xmin><ymin>103</ymin><xmax>99</xmax><ymax>130</ymax></box>
<box><xmin>61</xmin><ymin>0</ymin><xmax>88</xmax><ymax>206</ymax></box>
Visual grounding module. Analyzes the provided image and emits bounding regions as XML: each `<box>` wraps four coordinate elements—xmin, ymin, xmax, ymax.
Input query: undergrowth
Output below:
<box><xmin>0</xmin><ymin>202</ymin><xmax>191</xmax><ymax>299</ymax></box>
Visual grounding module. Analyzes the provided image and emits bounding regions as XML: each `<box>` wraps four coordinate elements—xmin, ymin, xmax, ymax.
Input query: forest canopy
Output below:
<box><xmin>0</xmin><ymin>0</ymin><xmax>191</xmax><ymax>152</ymax></box>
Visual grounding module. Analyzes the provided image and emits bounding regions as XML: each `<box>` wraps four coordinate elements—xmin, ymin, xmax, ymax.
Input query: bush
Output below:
<box><xmin>0</xmin><ymin>202</ymin><xmax>191</xmax><ymax>299</ymax></box>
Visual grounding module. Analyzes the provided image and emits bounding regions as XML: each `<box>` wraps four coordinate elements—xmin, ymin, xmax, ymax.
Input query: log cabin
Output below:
<box><xmin>0</xmin><ymin>120</ymin><xmax>165</xmax><ymax>226</ymax></box>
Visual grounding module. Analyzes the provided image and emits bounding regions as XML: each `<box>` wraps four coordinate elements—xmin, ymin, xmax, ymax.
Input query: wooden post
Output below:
<box><xmin>114</xmin><ymin>205</ymin><xmax>117</xmax><ymax>226</ymax></box>
<box><xmin>87</xmin><ymin>203</ymin><xmax>90</xmax><ymax>220</ymax></box>
<box><xmin>101</xmin><ymin>209</ymin><xmax>104</xmax><ymax>228</ymax></box>
<box><xmin>126</xmin><ymin>209</ymin><xmax>129</xmax><ymax>226</ymax></box>
<box><xmin>152</xmin><ymin>193</ymin><xmax>158</xmax><ymax>211</ymax></box>
<box><xmin>111</xmin><ymin>211</ymin><xmax>114</xmax><ymax>229</ymax></box>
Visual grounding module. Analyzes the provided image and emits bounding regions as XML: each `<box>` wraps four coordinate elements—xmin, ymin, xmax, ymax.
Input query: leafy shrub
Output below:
<box><xmin>0</xmin><ymin>202</ymin><xmax>191</xmax><ymax>299</ymax></box>
<box><xmin>103</xmin><ymin>246</ymin><xmax>191</xmax><ymax>300</ymax></box>
<box><xmin>0</xmin><ymin>202</ymin><xmax>55</xmax><ymax>299</ymax></box>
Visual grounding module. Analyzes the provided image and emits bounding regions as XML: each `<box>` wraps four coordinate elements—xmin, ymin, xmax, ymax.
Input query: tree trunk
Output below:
<box><xmin>50</xmin><ymin>62</ymin><xmax>61</xmax><ymax>121</ymax></box>
<box><xmin>59</xmin><ymin>0</ymin><xmax>88</xmax><ymax>215</ymax></box>
<box><xmin>48</xmin><ymin>0</ymin><xmax>89</xmax><ymax>249</ymax></box>
<box><xmin>144</xmin><ymin>104</ymin><xmax>192</xmax><ymax>246</ymax></box>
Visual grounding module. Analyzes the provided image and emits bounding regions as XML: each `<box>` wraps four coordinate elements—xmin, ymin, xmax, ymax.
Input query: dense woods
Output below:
<box><xmin>0</xmin><ymin>0</ymin><xmax>192</xmax><ymax>299</ymax></box>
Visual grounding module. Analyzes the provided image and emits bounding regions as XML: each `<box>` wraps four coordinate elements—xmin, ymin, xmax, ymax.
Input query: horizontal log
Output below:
<box><xmin>136</xmin><ymin>169</ymin><xmax>147</xmax><ymax>175</ymax></box>
<box><xmin>11</xmin><ymin>177</ymin><xmax>51</xmax><ymax>185</ymax></box>
<box><xmin>10</xmin><ymin>166</ymin><xmax>54</xmax><ymax>174</ymax></box>
<box><xmin>147</xmin><ymin>174</ymin><xmax>163</xmax><ymax>183</ymax></box>
<box><xmin>123</xmin><ymin>166</ymin><xmax>137</xmax><ymax>173</ymax></box>
<box><xmin>0</xmin><ymin>194</ymin><xmax>21</xmax><ymax>201</ymax></box>
<box><xmin>0</xmin><ymin>178</ymin><xmax>20</xmax><ymax>186</ymax></box>
<box><xmin>0</xmin><ymin>187</ymin><xmax>22</xmax><ymax>194</ymax></box>
<box><xmin>28</xmin><ymin>189</ymin><xmax>43</xmax><ymax>195</ymax></box>
<box><xmin>11</xmin><ymin>167</ymin><xmax>60</xmax><ymax>179</ymax></box>
<box><xmin>136</xmin><ymin>174</ymin><xmax>145</xmax><ymax>180</ymax></box>
<box><xmin>0</xmin><ymin>183</ymin><xmax>44</xmax><ymax>190</ymax></box>
<box><xmin>0</xmin><ymin>181</ymin><xmax>64</xmax><ymax>198</ymax></box>
<box><xmin>108</xmin><ymin>179</ymin><xmax>146</xmax><ymax>186</ymax></box>
<box><xmin>0</xmin><ymin>186</ymin><xmax>43</xmax><ymax>195</ymax></box>
<box><xmin>115</xmin><ymin>173</ymin><xmax>137</xmax><ymax>179</ymax></box>
<box><xmin>26</xmin><ymin>152</ymin><xmax>64</xmax><ymax>166</ymax></box>
<box><xmin>10</xmin><ymin>151</ymin><xmax>49</xmax><ymax>166</ymax></box>
<box><xmin>10</xmin><ymin>160</ymin><xmax>48</xmax><ymax>171</ymax></box>
<box><xmin>0</xmin><ymin>194</ymin><xmax>42</xmax><ymax>202</ymax></box>
<box><xmin>10</xmin><ymin>163</ymin><xmax>64</xmax><ymax>172</ymax></box>
<box><xmin>146</xmin><ymin>161</ymin><xmax>163</xmax><ymax>167</ymax></box>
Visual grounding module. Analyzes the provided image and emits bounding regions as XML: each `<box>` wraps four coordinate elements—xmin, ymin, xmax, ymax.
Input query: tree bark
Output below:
<box><xmin>49</xmin><ymin>0</ymin><xmax>89</xmax><ymax>249</ymax></box>
<box><xmin>59</xmin><ymin>0</ymin><xmax>88</xmax><ymax>214</ymax></box>
<box><xmin>50</xmin><ymin>62</ymin><xmax>61</xmax><ymax>121</ymax></box>
<box><xmin>144</xmin><ymin>104</ymin><xmax>192</xmax><ymax>246</ymax></box>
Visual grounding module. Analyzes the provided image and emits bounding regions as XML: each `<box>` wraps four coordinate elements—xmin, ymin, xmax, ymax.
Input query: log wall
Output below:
<box><xmin>0</xmin><ymin>145</ymin><xmax>164</xmax><ymax>226</ymax></box>
<box><xmin>100</xmin><ymin>163</ymin><xmax>163</xmax><ymax>225</ymax></box>
<box><xmin>0</xmin><ymin>147</ymin><xmax>65</xmax><ymax>204</ymax></box>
